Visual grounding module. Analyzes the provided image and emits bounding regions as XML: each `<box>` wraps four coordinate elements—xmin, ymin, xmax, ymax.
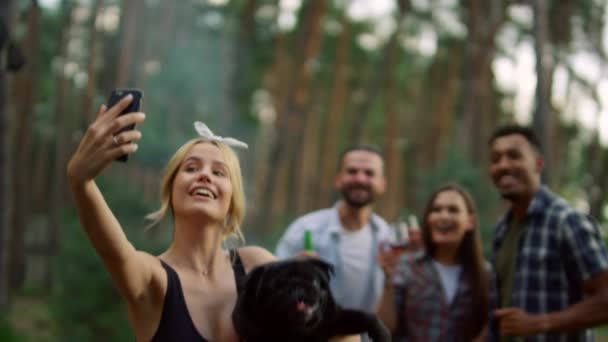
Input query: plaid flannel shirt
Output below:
<box><xmin>489</xmin><ymin>186</ymin><xmax>608</xmax><ymax>341</ymax></box>
<box><xmin>392</xmin><ymin>253</ymin><xmax>474</xmax><ymax>342</ymax></box>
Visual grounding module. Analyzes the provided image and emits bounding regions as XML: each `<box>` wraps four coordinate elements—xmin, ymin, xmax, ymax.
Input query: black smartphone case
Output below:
<box><xmin>106</xmin><ymin>89</ymin><xmax>143</xmax><ymax>162</ymax></box>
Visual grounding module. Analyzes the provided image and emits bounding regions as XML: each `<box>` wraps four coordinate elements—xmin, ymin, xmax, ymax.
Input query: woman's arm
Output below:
<box><xmin>67</xmin><ymin>97</ymin><xmax>156</xmax><ymax>304</ymax></box>
<box><xmin>375</xmin><ymin>242</ymin><xmax>405</xmax><ymax>333</ymax></box>
<box><xmin>376</xmin><ymin>282</ymin><xmax>397</xmax><ymax>332</ymax></box>
<box><xmin>238</xmin><ymin>246</ymin><xmax>277</xmax><ymax>272</ymax></box>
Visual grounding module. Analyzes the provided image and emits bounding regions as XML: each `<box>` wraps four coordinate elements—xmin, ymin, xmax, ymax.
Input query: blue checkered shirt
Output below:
<box><xmin>489</xmin><ymin>186</ymin><xmax>608</xmax><ymax>341</ymax></box>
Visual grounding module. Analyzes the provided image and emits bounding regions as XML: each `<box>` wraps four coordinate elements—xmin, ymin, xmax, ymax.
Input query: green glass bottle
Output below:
<box><xmin>304</xmin><ymin>229</ymin><xmax>314</xmax><ymax>251</ymax></box>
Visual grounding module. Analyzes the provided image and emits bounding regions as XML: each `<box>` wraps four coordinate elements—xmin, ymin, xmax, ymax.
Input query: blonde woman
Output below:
<box><xmin>68</xmin><ymin>96</ymin><xmax>361</xmax><ymax>342</ymax></box>
<box><xmin>67</xmin><ymin>96</ymin><xmax>277</xmax><ymax>341</ymax></box>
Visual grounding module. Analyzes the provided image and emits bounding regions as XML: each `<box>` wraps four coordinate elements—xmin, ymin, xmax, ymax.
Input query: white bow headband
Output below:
<box><xmin>194</xmin><ymin>121</ymin><xmax>248</xmax><ymax>149</ymax></box>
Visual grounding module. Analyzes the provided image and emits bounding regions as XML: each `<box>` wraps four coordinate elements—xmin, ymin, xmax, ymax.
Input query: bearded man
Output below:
<box><xmin>276</xmin><ymin>145</ymin><xmax>394</xmax><ymax>314</ymax></box>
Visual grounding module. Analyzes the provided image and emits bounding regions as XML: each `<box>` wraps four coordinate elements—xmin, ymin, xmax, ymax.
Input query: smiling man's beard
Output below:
<box><xmin>497</xmin><ymin>186</ymin><xmax>527</xmax><ymax>202</ymax></box>
<box><xmin>495</xmin><ymin>172</ymin><xmax>523</xmax><ymax>201</ymax></box>
<box><xmin>500</xmin><ymin>191</ymin><xmax>520</xmax><ymax>201</ymax></box>
<box><xmin>341</xmin><ymin>186</ymin><xmax>374</xmax><ymax>209</ymax></box>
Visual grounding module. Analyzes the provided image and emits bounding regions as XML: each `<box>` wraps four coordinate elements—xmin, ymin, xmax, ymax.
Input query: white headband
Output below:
<box><xmin>194</xmin><ymin>121</ymin><xmax>248</xmax><ymax>149</ymax></box>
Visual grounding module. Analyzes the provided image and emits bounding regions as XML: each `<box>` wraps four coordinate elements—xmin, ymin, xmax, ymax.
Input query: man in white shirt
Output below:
<box><xmin>275</xmin><ymin>145</ymin><xmax>394</xmax><ymax>312</ymax></box>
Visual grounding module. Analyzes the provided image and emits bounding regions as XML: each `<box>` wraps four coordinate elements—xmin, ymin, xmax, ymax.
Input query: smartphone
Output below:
<box><xmin>106</xmin><ymin>88</ymin><xmax>143</xmax><ymax>162</ymax></box>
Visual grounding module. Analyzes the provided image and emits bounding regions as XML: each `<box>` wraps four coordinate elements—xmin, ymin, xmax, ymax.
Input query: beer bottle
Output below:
<box><xmin>304</xmin><ymin>229</ymin><xmax>314</xmax><ymax>251</ymax></box>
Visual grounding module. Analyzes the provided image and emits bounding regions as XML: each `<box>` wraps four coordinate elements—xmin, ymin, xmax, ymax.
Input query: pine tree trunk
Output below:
<box><xmin>258</xmin><ymin>0</ymin><xmax>328</xmax><ymax>230</ymax></box>
<box><xmin>350</xmin><ymin>59</ymin><xmax>381</xmax><ymax>144</ymax></box>
<box><xmin>9</xmin><ymin>0</ymin><xmax>41</xmax><ymax>292</ymax></box>
<box><xmin>249</xmin><ymin>27</ymin><xmax>288</xmax><ymax>232</ymax></box>
<box><xmin>115</xmin><ymin>0</ymin><xmax>142</xmax><ymax>86</ymax></box>
<box><xmin>461</xmin><ymin>0</ymin><xmax>505</xmax><ymax>165</ymax></box>
<box><xmin>294</xmin><ymin>86</ymin><xmax>324</xmax><ymax>214</ymax></box>
<box><xmin>586</xmin><ymin>131</ymin><xmax>607</xmax><ymax>220</ymax></box>
<box><xmin>32</xmin><ymin>137</ymin><xmax>51</xmax><ymax>213</ymax></box>
<box><xmin>46</xmin><ymin>0</ymin><xmax>74</xmax><ymax>290</ymax></box>
<box><xmin>279</xmin><ymin>0</ymin><xmax>328</xmax><ymax>217</ymax></box>
<box><xmin>590</xmin><ymin>150</ymin><xmax>608</xmax><ymax>220</ymax></box>
<box><xmin>425</xmin><ymin>40</ymin><xmax>464</xmax><ymax>165</ymax></box>
<box><xmin>224</xmin><ymin>0</ymin><xmax>259</xmax><ymax>132</ymax></box>
<box><xmin>155</xmin><ymin>1</ymin><xmax>176</xmax><ymax>63</ymax></box>
<box><xmin>133</xmin><ymin>0</ymin><xmax>151</xmax><ymax>88</ymax></box>
<box><xmin>377</xmin><ymin>31</ymin><xmax>403</xmax><ymax>221</ymax></box>
<box><xmin>532</xmin><ymin>0</ymin><xmax>553</xmax><ymax>184</ymax></box>
<box><xmin>316</xmin><ymin>17</ymin><xmax>352</xmax><ymax>207</ymax></box>
<box><xmin>371</xmin><ymin>1</ymin><xmax>409</xmax><ymax>220</ymax></box>
<box><xmin>0</xmin><ymin>0</ymin><xmax>17</xmax><ymax>313</ymax></box>
<box><xmin>83</xmin><ymin>0</ymin><xmax>104</xmax><ymax>125</ymax></box>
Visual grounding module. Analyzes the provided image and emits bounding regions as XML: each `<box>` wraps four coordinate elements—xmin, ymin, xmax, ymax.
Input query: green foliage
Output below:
<box><xmin>250</xmin><ymin>211</ymin><xmax>299</xmax><ymax>251</ymax></box>
<box><xmin>26</xmin><ymin>6</ymin><xmax>69</xmax><ymax>150</ymax></box>
<box><xmin>133</xmin><ymin>28</ymin><xmax>232</xmax><ymax>168</ymax></box>
<box><xmin>49</xmin><ymin>212</ymin><xmax>131</xmax><ymax>342</ymax></box>
<box><xmin>49</xmin><ymin>178</ymin><xmax>168</xmax><ymax>342</ymax></box>
<box><xmin>0</xmin><ymin>316</ymin><xmax>25</xmax><ymax>342</ymax></box>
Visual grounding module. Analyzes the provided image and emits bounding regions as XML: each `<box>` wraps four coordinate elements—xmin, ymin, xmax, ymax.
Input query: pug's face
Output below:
<box><xmin>239</xmin><ymin>258</ymin><xmax>335</xmax><ymax>335</ymax></box>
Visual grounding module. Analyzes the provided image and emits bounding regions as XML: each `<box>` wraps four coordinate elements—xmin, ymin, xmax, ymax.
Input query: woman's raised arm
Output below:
<box><xmin>67</xmin><ymin>96</ymin><xmax>156</xmax><ymax>304</ymax></box>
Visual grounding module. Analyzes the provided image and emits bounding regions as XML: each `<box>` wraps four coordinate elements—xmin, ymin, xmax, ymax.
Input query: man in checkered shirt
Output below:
<box><xmin>487</xmin><ymin>125</ymin><xmax>608</xmax><ymax>341</ymax></box>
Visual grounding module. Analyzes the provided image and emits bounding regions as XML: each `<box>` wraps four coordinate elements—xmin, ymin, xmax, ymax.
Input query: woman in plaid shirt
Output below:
<box><xmin>377</xmin><ymin>184</ymin><xmax>490</xmax><ymax>341</ymax></box>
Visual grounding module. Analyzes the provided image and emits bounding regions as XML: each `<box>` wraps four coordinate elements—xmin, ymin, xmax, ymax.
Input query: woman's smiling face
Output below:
<box><xmin>171</xmin><ymin>142</ymin><xmax>233</xmax><ymax>223</ymax></box>
<box><xmin>427</xmin><ymin>190</ymin><xmax>474</xmax><ymax>248</ymax></box>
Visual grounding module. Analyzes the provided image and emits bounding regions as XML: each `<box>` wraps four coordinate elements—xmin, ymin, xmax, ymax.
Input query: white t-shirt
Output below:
<box><xmin>432</xmin><ymin>260</ymin><xmax>462</xmax><ymax>305</ymax></box>
<box><xmin>275</xmin><ymin>203</ymin><xmax>396</xmax><ymax>311</ymax></box>
<box><xmin>337</xmin><ymin>224</ymin><xmax>374</xmax><ymax>309</ymax></box>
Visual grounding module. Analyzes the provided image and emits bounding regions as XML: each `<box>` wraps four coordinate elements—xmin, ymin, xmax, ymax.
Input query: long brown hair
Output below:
<box><xmin>420</xmin><ymin>183</ymin><xmax>489</xmax><ymax>339</ymax></box>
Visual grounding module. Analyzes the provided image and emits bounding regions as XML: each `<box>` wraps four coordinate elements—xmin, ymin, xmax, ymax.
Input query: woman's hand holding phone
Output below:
<box><xmin>106</xmin><ymin>89</ymin><xmax>143</xmax><ymax>162</ymax></box>
<box><xmin>67</xmin><ymin>94</ymin><xmax>146</xmax><ymax>185</ymax></box>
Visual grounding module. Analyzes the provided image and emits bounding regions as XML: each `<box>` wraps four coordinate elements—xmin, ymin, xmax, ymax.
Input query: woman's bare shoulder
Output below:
<box><xmin>236</xmin><ymin>246</ymin><xmax>276</xmax><ymax>272</ymax></box>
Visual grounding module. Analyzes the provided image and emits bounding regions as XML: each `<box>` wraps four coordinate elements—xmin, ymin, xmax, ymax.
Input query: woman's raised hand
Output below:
<box><xmin>377</xmin><ymin>242</ymin><xmax>404</xmax><ymax>278</ymax></box>
<box><xmin>67</xmin><ymin>95</ymin><xmax>146</xmax><ymax>184</ymax></box>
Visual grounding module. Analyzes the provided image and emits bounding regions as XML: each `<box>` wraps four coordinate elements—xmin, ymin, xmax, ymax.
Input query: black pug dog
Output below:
<box><xmin>232</xmin><ymin>258</ymin><xmax>391</xmax><ymax>342</ymax></box>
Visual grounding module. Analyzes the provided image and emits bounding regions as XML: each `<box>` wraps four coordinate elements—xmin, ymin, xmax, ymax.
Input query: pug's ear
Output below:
<box><xmin>309</xmin><ymin>259</ymin><xmax>335</xmax><ymax>281</ymax></box>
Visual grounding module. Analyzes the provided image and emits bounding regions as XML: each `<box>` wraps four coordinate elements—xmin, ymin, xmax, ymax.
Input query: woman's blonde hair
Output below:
<box><xmin>146</xmin><ymin>138</ymin><xmax>245</xmax><ymax>242</ymax></box>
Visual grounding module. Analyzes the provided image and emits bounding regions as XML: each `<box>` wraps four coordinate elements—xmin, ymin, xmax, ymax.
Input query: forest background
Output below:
<box><xmin>1</xmin><ymin>0</ymin><xmax>607</xmax><ymax>340</ymax></box>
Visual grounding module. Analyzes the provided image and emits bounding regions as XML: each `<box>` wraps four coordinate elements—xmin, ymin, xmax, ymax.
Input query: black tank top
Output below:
<box><xmin>150</xmin><ymin>249</ymin><xmax>246</xmax><ymax>342</ymax></box>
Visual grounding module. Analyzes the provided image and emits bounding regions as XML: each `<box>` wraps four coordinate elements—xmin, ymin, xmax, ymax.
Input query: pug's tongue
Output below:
<box><xmin>296</xmin><ymin>301</ymin><xmax>307</xmax><ymax>312</ymax></box>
